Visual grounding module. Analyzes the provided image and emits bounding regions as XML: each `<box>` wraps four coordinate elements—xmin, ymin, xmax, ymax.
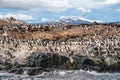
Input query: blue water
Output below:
<box><xmin>0</xmin><ymin>70</ymin><xmax>120</xmax><ymax>80</ymax></box>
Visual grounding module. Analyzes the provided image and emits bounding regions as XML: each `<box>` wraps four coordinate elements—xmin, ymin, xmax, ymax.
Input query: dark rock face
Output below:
<box><xmin>25</xmin><ymin>52</ymin><xmax>120</xmax><ymax>73</ymax></box>
<box><xmin>73</xmin><ymin>54</ymin><xmax>120</xmax><ymax>72</ymax></box>
<box><xmin>27</xmin><ymin>52</ymin><xmax>70</xmax><ymax>69</ymax></box>
<box><xmin>26</xmin><ymin>52</ymin><xmax>116</xmax><ymax>72</ymax></box>
<box><xmin>1</xmin><ymin>51</ymin><xmax>120</xmax><ymax>75</ymax></box>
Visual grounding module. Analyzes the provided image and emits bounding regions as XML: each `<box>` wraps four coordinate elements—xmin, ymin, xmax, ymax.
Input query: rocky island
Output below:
<box><xmin>0</xmin><ymin>17</ymin><xmax>120</xmax><ymax>76</ymax></box>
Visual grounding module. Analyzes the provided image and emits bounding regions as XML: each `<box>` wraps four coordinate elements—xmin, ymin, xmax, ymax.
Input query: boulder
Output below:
<box><xmin>27</xmin><ymin>52</ymin><xmax>69</xmax><ymax>69</ymax></box>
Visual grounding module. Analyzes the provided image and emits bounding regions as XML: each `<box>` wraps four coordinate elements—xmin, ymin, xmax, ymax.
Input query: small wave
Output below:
<box><xmin>1</xmin><ymin>70</ymin><xmax>120</xmax><ymax>80</ymax></box>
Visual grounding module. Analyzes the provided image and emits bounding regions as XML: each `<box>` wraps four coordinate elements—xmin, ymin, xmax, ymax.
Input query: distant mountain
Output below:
<box><xmin>107</xmin><ymin>22</ymin><xmax>120</xmax><ymax>24</ymax></box>
<box><xmin>36</xmin><ymin>17</ymin><xmax>106</xmax><ymax>25</ymax></box>
<box><xmin>58</xmin><ymin>18</ymin><xmax>91</xmax><ymax>25</ymax></box>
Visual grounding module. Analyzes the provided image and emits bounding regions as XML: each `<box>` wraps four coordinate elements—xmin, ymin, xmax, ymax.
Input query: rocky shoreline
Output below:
<box><xmin>0</xmin><ymin>17</ymin><xmax>120</xmax><ymax>76</ymax></box>
<box><xmin>0</xmin><ymin>51</ymin><xmax>120</xmax><ymax>76</ymax></box>
<box><xmin>0</xmin><ymin>38</ymin><xmax>119</xmax><ymax>76</ymax></box>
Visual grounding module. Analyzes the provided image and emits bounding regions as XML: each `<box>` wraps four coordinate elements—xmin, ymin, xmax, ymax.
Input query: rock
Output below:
<box><xmin>9</xmin><ymin>68</ymin><xmax>24</xmax><ymax>74</ymax></box>
<box><xmin>0</xmin><ymin>65</ymin><xmax>5</xmax><ymax>70</ymax></box>
<box><xmin>102</xmin><ymin>56</ymin><xmax>120</xmax><ymax>72</ymax></box>
<box><xmin>1</xmin><ymin>50</ymin><xmax>120</xmax><ymax>74</ymax></box>
<box><xmin>72</xmin><ymin>54</ymin><xmax>107</xmax><ymax>71</ymax></box>
<box><xmin>9</xmin><ymin>67</ymin><xmax>50</xmax><ymax>76</ymax></box>
<box><xmin>27</xmin><ymin>67</ymin><xmax>47</xmax><ymax>76</ymax></box>
<box><xmin>104</xmin><ymin>56</ymin><xmax>118</xmax><ymax>66</ymax></box>
<box><xmin>27</xmin><ymin>52</ymin><xmax>69</xmax><ymax>69</ymax></box>
<box><xmin>72</xmin><ymin>55</ymin><xmax>88</xmax><ymax>69</ymax></box>
<box><xmin>64</xmin><ymin>59</ymin><xmax>77</xmax><ymax>70</ymax></box>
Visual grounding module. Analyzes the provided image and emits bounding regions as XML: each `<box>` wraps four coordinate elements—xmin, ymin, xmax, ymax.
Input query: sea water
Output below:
<box><xmin>0</xmin><ymin>70</ymin><xmax>120</xmax><ymax>80</ymax></box>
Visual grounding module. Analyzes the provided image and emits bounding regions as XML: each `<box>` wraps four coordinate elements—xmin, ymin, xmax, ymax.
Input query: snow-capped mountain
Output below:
<box><xmin>31</xmin><ymin>16</ymin><xmax>120</xmax><ymax>25</ymax></box>
<box><xmin>37</xmin><ymin>17</ymin><xmax>106</xmax><ymax>25</ymax></box>
<box><xmin>59</xmin><ymin>17</ymin><xmax>107</xmax><ymax>24</ymax></box>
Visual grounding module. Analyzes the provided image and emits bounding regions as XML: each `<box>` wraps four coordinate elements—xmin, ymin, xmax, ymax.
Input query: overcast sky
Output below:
<box><xmin>0</xmin><ymin>0</ymin><xmax>120</xmax><ymax>23</ymax></box>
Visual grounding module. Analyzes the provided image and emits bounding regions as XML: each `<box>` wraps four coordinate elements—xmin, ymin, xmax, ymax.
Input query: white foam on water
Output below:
<box><xmin>58</xmin><ymin>71</ymin><xmax>66</xmax><ymax>76</ymax></box>
<box><xmin>36</xmin><ymin>72</ymin><xmax>49</xmax><ymax>77</ymax></box>
<box><xmin>1</xmin><ymin>70</ymin><xmax>120</xmax><ymax>80</ymax></box>
<box><xmin>86</xmin><ymin>70</ymin><xmax>120</xmax><ymax>76</ymax></box>
<box><xmin>86</xmin><ymin>70</ymin><xmax>100</xmax><ymax>75</ymax></box>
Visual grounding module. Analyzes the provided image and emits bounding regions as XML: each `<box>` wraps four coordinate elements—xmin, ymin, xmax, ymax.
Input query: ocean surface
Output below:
<box><xmin>0</xmin><ymin>70</ymin><xmax>120</xmax><ymax>80</ymax></box>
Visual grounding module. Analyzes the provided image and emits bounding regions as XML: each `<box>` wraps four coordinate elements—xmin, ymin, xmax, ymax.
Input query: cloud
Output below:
<box><xmin>77</xmin><ymin>7</ymin><xmax>92</xmax><ymax>13</ymax></box>
<box><xmin>69</xmin><ymin>0</ymin><xmax>102</xmax><ymax>9</ymax></box>
<box><xmin>0</xmin><ymin>13</ymin><xmax>34</xmax><ymax>20</ymax></box>
<box><xmin>0</xmin><ymin>0</ymin><xmax>120</xmax><ymax>12</ymax></box>
<box><xmin>69</xmin><ymin>0</ymin><xmax>120</xmax><ymax>10</ymax></box>
<box><xmin>41</xmin><ymin>18</ymin><xmax>49</xmax><ymax>22</ymax></box>
<box><xmin>0</xmin><ymin>15</ymin><xmax>3</xmax><ymax>18</ymax></box>
<box><xmin>0</xmin><ymin>0</ymin><xmax>70</xmax><ymax>11</ymax></box>
<box><xmin>103</xmin><ymin>0</ymin><xmax>120</xmax><ymax>4</ymax></box>
<box><xmin>117</xmin><ymin>9</ymin><xmax>120</xmax><ymax>12</ymax></box>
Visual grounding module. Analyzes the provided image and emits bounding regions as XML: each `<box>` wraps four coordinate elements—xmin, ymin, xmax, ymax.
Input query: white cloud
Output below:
<box><xmin>40</xmin><ymin>18</ymin><xmax>56</xmax><ymax>22</ymax></box>
<box><xmin>0</xmin><ymin>13</ymin><xmax>34</xmax><ymax>20</ymax></box>
<box><xmin>0</xmin><ymin>15</ymin><xmax>3</xmax><ymax>18</ymax></box>
<box><xmin>41</xmin><ymin>18</ymin><xmax>49</xmax><ymax>22</ymax></box>
<box><xmin>78</xmin><ymin>7</ymin><xmax>92</xmax><ymax>13</ymax></box>
<box><xmin>69</xmin><ymin>0</ymin><xmax>120</xmax><ymax>10</ymax></box>
<box><xmin>0</xmin><ymin>0</ymin><xmax>120</xmax><ymax>12</ymax></box>
<box><xmin>117</xmin><ymin>9</ymin><xmax>120</xmax><ymax>12</ymax></box>
<box><xmin>69</xmin><ymin>0</ymin><xmax>102</xmax><ymax>9</ymax></box>
<box><xmin>103</xmin><ymin>0</ymin><xmax>120</xmax><ymax>4</ymax></box>
<box><xmin>0</xmin><ymin>0</ymin><xmax>70</xmax><ymax>11</ymax></box>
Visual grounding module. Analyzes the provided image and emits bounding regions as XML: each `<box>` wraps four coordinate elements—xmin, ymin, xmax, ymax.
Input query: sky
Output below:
<box><xmin>0</xmin><ymin>0</ymin><xmax>120</xmax><ymax>23</ymax></box>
